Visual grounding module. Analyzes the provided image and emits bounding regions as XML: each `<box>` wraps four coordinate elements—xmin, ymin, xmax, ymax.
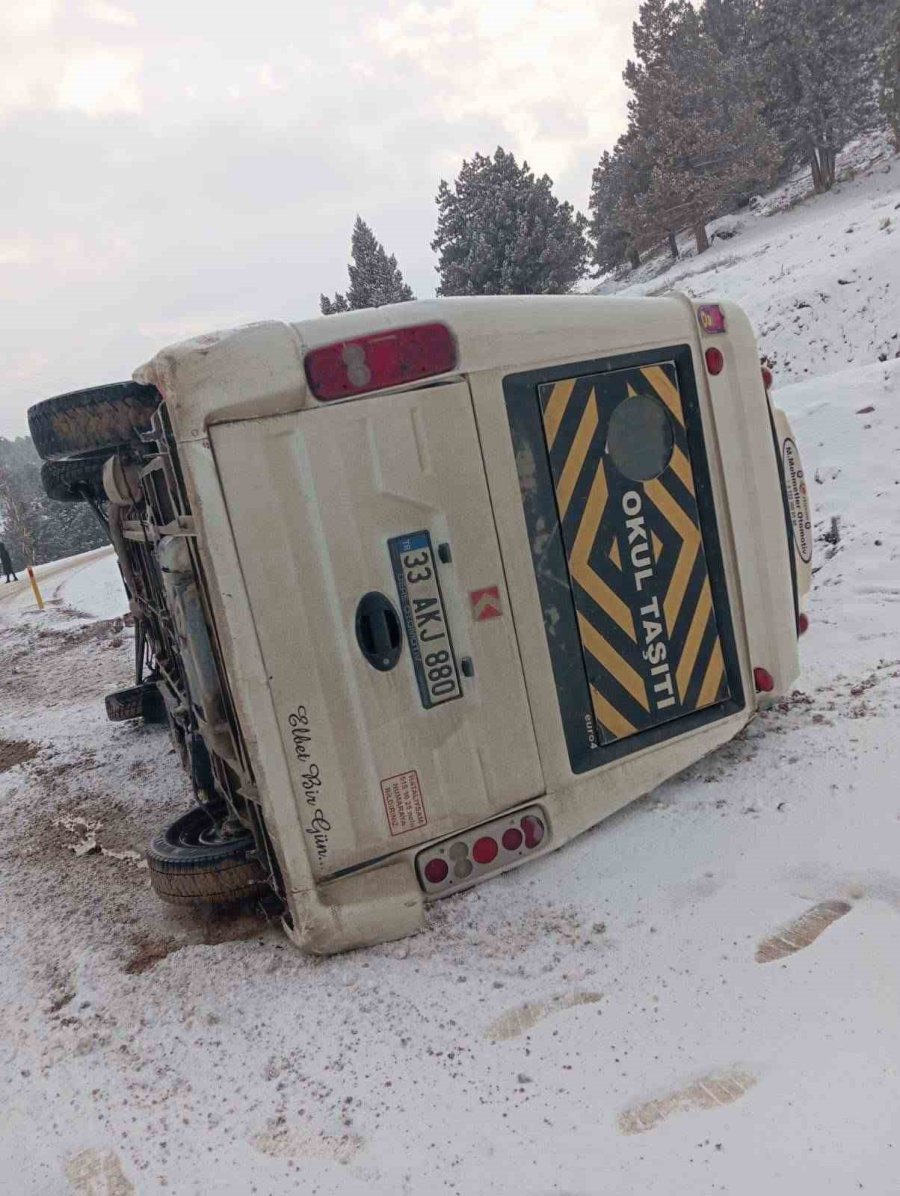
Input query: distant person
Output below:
<box><xmin>0</xmin><ymin>542</ymin><xmax>17</xmax><ymax>583</ymax></box>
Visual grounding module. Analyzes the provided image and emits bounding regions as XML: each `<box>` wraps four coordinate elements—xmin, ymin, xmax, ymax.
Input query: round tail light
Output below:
<box><xmin>521</xmin><ymin>815</ymin><xmax>545</xmax><ymax>849</ymax></box>
<box><xmin>423</xmin><ymin>858</ymin><xmax>448</xmax><ymax>884</ymax></box>
<box><xmin>753</xmin><ymin>667</ymin><xmax>775</xmax><ymax>693</ymax></box>
<box><xmin>705</xmin><ymin>347</ymin><xmax>725</xmax><ymax>376</ymax></box>
<box><xmin>502</xmin><ymin>827</ymin><xmax>523</xmax><ymax>852</ymax></box>
<box><xmin>472</xmin><ymin>836</ymin><xmax>499</xmax><ymax>865</ymax></box>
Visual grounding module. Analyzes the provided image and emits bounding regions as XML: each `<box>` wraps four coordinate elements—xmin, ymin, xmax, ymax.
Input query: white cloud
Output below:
<box><xmin>0</xmin><ymin>242</ymin><xmax>33</xmax><ymax>266</ymax></box>
<box><xmin>0</xmin><ymin>0</ymin><xmax>641</xmax><ymax>436</ymax></box>
<box><xmin>82</xmin><ymin>0</ymin><xmax>137</xmax><ymax>27</ymax></box>
<box><xmin>256</xmin><ymin>63</ymin><xmax>287</xmax><ymax>93</ymax></box>
<box><xmin>57</xmin><ymin>48</ymin><xmax>143</xmax><ymax>114</ymax></box>
<box><xmin>372</xmin><ymin>0</ymin><xmax>633</xmax><ymax>183</ymax></box>
<box><xmin>0</xmin><ymin>0</ymin><xmax>59</xmax><ymax>36</ymax></box>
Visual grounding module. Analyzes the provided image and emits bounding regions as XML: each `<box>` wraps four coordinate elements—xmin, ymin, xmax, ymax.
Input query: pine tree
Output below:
<box><xmin>701</xmin><ymin>0</ymin><xmax>757</xmax><ymax>57</ymax></box>
<box><xmin>700</xmin><ymin>0</ymin><xmax>762</xmax><ymax>147</ymax></box>
<box><xmin>752</xmin><ymin>0</ymin><xmax>881</xmax><ymax>192</ymax></box>
<box><xmin>627</xmin><ymin>0</ymin><xmax>691</xmax><ymax>73</ymax></box>
<box><xmin>0</xmin><ymin>436</ymin><xmax>106</xmax><ymax>568</ymax></box>
<box><xmin>432</xmin><ymin>148</ymin><xmax>590</xmax><ymax>296</ymax></box>
<box><xmin>589</xmin><ymin>133</ymin><xmax>652</xmax><ymax>272</ymax></box>
<box><xmin>320</xmin><ymin>217</ymin><xmax>414</xmax><ymax>314</ymax></box>
<box><xmin>880</xmin><ymin>4</ymin><xmax>900</xmax><ymax>148</ymax></box>
<box><xmin>624</xmin><ymin>1</ymin><xmax>778</xmax><ymax>253</ymax></box>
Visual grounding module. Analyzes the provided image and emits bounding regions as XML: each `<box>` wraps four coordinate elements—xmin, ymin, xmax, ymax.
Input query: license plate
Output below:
<box><xmin>389</xmin><ymin>531</ymin><xmax>462</xmax><ymax>708</ymax></box>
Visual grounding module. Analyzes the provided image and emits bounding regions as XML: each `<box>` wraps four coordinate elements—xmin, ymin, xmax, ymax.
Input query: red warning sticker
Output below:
<box><xmin>470</xmin><ymin>585</ymin><xmax>502</xmax><ymax>621</ymax></box>
<box><xmin>380</xmin><ymin>770</ymin><xmax>427</xmax><ymax>837</ymax></box>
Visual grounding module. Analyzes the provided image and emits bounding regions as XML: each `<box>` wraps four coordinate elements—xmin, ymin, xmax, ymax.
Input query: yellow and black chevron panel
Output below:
<box><xmin>538</xmin><ymin>362</ymin><xmax>730</xmax><ymax>744</ymax></box>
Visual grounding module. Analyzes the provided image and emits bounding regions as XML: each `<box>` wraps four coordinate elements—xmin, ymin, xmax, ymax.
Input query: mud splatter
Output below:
<box><xmin>0</xmin><ymin>738</ymin><xmax>38</xmax><ymax>774</ymax></box>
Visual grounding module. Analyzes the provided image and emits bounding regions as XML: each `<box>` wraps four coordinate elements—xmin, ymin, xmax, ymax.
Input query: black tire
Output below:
<box><xmin>106</xmin><ymin>685</ymin><xmax>144</xmax><ymax>721</ymax></box>
<box><xmin>141</xmin><ymin>681</ymin><xmax>168</xmax><ymax>724</ymax></box>
<box><xmin>105</xmin><ymin>681</ymin><xmax>165</xmax><ymax>723</ymax></box>
<box><xmin>146</xmin><ymin>807</ymin><xmax>268</xmax><ymax>908</ymax></box>
<box><xmin>28</xmin><ymin>381</ymin><xmax>161</xmax><ymax>462</ymax></box>
<box><xmin>41</xmin><ymin>457</ymin><xmax>107</xmax><ymax>503</ymax></box>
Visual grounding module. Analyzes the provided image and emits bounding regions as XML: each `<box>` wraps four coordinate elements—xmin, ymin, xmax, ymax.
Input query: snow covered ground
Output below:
<box><xmin>600</xmin><ymin>129</ymin><xmax>900</xmax><ymax>386</ymax></box>
<box><xmin>1</xmin><ymin>144</ymin><xmax>899</xmax><ymax>1195</ymax></box>
<box><xmin>54</xmin><ymin>551</ymin><xmax>128</xmax><ymax>623</ymax></box>
<box><xmin>0</xmin><ymin>547</ymin><xmax>118</xmax><ymax>622</ymax></box>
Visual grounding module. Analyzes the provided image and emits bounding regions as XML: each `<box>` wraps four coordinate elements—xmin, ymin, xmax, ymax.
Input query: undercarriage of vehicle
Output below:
<box><xmin>29</xmin><ymin>383</ymin><xmax>283</xmax><ymax>911</ymax></box>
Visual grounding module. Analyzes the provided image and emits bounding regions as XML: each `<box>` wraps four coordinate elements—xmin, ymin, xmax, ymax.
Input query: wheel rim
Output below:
<box><xmin>197</xmin><ymin>822</ymin><xmax>248</xmax><ymax>849</ymax></box>
<box><xmin>170</xmin><ymin>809</ymin><xmax>251</xmax><ymax>851</ymax></box>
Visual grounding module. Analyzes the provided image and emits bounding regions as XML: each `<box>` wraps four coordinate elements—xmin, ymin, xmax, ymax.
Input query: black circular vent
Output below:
<box><xmin>606</xmin><ymin>393</ymin><xmax>675</xmax><ymax>482</ymax></box>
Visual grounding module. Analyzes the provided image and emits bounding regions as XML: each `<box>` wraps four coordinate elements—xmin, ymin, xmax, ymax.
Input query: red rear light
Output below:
<box><xmin>423</xmin><ymin>858</ymin><xmax>448</xmax><ymax>884</ymax></box>
<box><xmin>416</xmin><ymin>805</ymin><xmax>549</xmax><ymax>893</ymax></box>
<box><xmin>705</xmin><ymin>347</ymin><xmax>725</xmax><ymax>376</ymax></box>
<box><xmin>472</xmin><ymin>836</ymin><xmax>498</xmax><ymax>865</ymax></box>
<box><xmin>521</xmin><ymin>815</ymin><xmax>545</xmax><ymax>848</ymax></box>
<box><xmin>502</xmin><ymin>827</ymin><xmax>523</xmax><ymax>852</ymax></box>
<box><xmin>753</xmin><ymin>667</ymin><xmax>775</xmax><ymax>693</ymax></box>
<box><xmin>798</xmin><ymin>612</ymin><xmax>809</xmax><ymax>635</ymax></box>
<box><xmin>761</xmin><ymin>365</ymin><xmax>774</xmax><ymax>390</ymax></box>
<box><xmin>304</xmin><ymin>322</ymin><xmax>456</xmax><ymax>401</ymax></box>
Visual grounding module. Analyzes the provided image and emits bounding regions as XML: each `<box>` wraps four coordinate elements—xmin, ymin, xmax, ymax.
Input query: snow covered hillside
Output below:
<box><xmin>1</xmin><ymin>147</ymin><xmax>899</xmax><ymax>1196</ymax></box>
<box><xmin>604</xmin><ymin>131</ymin><xmax>899</xmax><ymax>387</ymax></box>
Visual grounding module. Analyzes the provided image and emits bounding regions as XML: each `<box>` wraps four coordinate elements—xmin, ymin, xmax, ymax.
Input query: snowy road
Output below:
<box><xmin>0</xmin><ymin>546</ymin><xmax>117</xmax><ymax>619</ymax></box>
<box><xmin>1</xmin><ymin>145</ymin><xmax>899</xmax><ymax>1194</ymax></box>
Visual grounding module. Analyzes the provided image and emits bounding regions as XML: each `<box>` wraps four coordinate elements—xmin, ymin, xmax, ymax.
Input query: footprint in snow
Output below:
<box><xmin>252</xmin><ymin>1124</ymin><xmax>363</xmax><ymax>1164</ymax></box>
<box><xmin>486</xmin><ymin>991</ymin><xmax>602</xmax><ymax>1042</ymax></box>
<box><xmin>755</xmin><ymin>899</ymin><xmax>852</xmax><ymax>963</ymax></box>
<box><xmin>66</xmin><ymin>1149</ymin><xmax>133</xmax><ymax>1195</ymax></box>
<box><xmin>619</xmin><ymin>1067</ymin><xmax>756</xmax><ymax>1134</ymax></box>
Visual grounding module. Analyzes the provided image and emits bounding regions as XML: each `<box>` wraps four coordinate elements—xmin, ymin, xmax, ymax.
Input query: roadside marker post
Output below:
<box><xmin>26</xmin><ymin>566</ymin><xmax>44</xmax><ymax>611</ymax></box>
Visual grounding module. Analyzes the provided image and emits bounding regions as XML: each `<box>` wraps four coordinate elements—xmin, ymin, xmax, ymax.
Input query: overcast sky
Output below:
<box><xmin>1</xmin><ymin>0</ymin><xmax>640</xmax><ymax>437</ymax></box>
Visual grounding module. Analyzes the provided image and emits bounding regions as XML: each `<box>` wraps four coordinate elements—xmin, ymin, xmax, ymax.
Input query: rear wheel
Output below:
<box><xmin>28</xmin><ymin>381</ymin><xmax>161</xmax><ymax>462</ymax></box>
<box><xmin>40</xmin><ymin>456</ymin><xmax>107</xmax><ymax>503</ymax></box>
<box><xmin>146</xmin><ymin>807</ymin><xmax>268</xmax><ymax>907</ymax></box>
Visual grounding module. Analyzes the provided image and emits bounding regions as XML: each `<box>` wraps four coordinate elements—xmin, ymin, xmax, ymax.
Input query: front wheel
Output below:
<box><xmin>28</xmin><ymin>380</ymin><xmax>161</xmax><ymax>462</ymax></box>
<box><xmin>146</xmin><ymin>807</ymin><xmax>268</xmax><ymax>907</ymax></box>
